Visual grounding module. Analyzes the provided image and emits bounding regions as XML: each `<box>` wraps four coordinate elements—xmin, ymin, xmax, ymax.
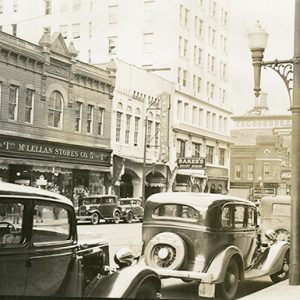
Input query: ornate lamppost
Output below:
<box><xmin>247</xmin><ymin>0</ymin><xmax>300</xmax><ymax>284</ymax></box>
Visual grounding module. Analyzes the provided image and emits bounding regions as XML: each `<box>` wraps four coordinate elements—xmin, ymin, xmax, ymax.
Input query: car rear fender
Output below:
<box><xmin>205</xmin><ymin>245</ymin><xmax>244</xmax><ymax>283</ymax></box>
<box><xmin>261</xmin><ymin>241</ymin><xmax>290</xmax><ymax>274</ymax></box>
<box><xmin>88</xmin><ymin>209</ymin><xmax>104</xmax><ymax>219</ymax></box>
<box><xmin>85</xmin><ymin>264</ymin><xmax>160</xmax><ymax>298</ymax></box>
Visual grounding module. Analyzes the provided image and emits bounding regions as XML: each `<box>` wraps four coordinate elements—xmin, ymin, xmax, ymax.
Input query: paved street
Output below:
<box><xmin>77</xmin><ymin>221</ymin><xmax>273</xmax><ymax>299</ymax></box>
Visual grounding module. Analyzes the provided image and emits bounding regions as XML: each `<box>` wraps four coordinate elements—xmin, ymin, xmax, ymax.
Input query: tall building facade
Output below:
<box><xmin>0</xmin><ymin>30</ymin><xmax>115</xmax><ymax>201</ymax></box>
<box><xmin>1</xmin><ymin>0</ymin><xmax>232</xmax><ymax>195</ymax></box>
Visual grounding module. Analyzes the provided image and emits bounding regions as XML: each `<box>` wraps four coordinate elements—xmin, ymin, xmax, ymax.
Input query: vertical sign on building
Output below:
<box><xmin>159</xmin><ymin>92</ymin><xmax>170</xmax><ymax>163</ymax></box>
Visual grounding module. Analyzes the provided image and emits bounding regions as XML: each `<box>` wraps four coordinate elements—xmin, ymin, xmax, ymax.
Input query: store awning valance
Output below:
<box><xmin>177</xmin><ymin>169</ymin><xmax>207</xmax><ymax>178</ymax></box>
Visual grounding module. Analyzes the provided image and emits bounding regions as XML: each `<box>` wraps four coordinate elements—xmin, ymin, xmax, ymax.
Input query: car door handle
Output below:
<box><xmin>25</xmin><ymin>259</ymin><xmax>32</xmax><ymax>268</ymax></box>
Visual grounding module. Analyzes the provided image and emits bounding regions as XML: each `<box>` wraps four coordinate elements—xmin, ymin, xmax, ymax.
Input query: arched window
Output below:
<box><xmin>48</xmin><ymin>91</ymin><xmax>63</xmax><ymax>128</ymax></box>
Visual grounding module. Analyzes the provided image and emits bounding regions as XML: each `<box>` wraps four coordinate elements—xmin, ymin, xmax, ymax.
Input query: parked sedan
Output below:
<box><xmin>141</xmin><ymin>192</ymin><xmax>289</xmax><ymax>300</ymax></box>
<box><xmin>0</xmin><ymin>182</ymin><xmax>161</xmax><ymax>298</ymax></box>
<box><xmin>76</xmin><ymin>195</ymin><xmax>122</xmax><ymax>225</ymax></box>
<box><xmin>119</xmin><ymin>198</ymin><xmax>144</xmax><ymax>223</ymax></box>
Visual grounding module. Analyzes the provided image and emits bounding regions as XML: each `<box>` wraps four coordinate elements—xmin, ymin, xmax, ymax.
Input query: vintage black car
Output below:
<box><xmin>76</xmin><ymin>195</ymin><xmax>122</xmax><ymax>225</ymax></box>
<box><xmin>0</xmin><ymin>182</ymin><xmax>161</xmax><ymax>298</ymax></box>
<box><xmin>141</xmin><ymin>192</ymin><xmax>289</xmax><ymax>300</ymax></box>
<box><xmin>119</xmin><ymin>198</ymin><xmax>144</xmax><ymax>223</ymax></box>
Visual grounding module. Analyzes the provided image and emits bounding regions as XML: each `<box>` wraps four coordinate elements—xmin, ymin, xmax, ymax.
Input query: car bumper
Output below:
<box><xmin>76</xmin><ymin>215</ymin><xmax>91</xmax><ymax>220</ymax></box>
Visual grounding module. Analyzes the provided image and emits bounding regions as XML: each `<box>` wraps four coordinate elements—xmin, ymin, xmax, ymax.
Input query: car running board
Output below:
<box><xmin>244</xmin><ymin>268</ymin><xmax>269</xmax><ymax>280</ymax></box>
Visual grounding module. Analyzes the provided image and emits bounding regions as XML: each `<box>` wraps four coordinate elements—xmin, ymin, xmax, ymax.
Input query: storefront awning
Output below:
<box><xmin>177</xmin><ymin>169</ymin><xmax>207</xmax><ymax>178</ymax></box>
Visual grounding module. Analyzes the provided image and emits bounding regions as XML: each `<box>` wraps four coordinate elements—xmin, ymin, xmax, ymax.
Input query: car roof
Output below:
<box><xmin>119</xmin><ymin>198</ymin><xmax>140</xmax><ymax>201</ymax></box>
<box><xmin>146</xmin><ymin>192</ymin><xmax>254</xmax><ymax>210</ymax></box>
<box><xmin>0</xmin><ymin>182</ymin><xmax>73</xmax><ymax>206</ymax></box>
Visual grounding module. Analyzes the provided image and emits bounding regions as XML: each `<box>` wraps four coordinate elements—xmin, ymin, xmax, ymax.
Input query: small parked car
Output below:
<box><xmin>0</xmin><ymin>182</ymin><xmax>161</xmax><ymax>298</ymax></box>
<box><xmin>119</xmin><ymin>198</ymin><xmax>144</xmax><ymax>223</ymax></box>
<box><xmin>76</xmin><ymin>195</ymin><xmax>122</xmax><ymax>225</ymax></box>
<box><xmin>141</xmin><ymin>192</ymin><xmax>290</xmax><ymax>300</ymax></box>
<box><xmin>260</xmin><ymin>195</ymin><xmax>291</xmax><ymax>241</ymax></box>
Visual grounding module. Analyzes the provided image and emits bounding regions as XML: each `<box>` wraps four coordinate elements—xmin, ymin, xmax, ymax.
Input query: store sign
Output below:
<box><xmin>159</xmin><ymin>92</ymin><xmax>170</xmax><ymax>163</ymax></box>
<box><xmin>0</xmin><ymin>135</ymin><xmax>111</xmax><ymax>166</ymax></box>
<box><xmin>177</xmin><ymin>157</ymin><xmax>206</xmax><ymax>169</ymax></box>
<box><xmin>254</xmin><ymin>188</ymin><xmax>275</xmax><ymax>195</ymax></box>
<box><xmin>281</xmin><ymin>171</ymin><xmax>291</xmax><ymax>179</ymax></box>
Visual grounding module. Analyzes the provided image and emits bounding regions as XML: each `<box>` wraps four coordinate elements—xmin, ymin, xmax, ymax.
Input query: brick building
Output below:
<box><xmin>0</xmin><ymin>31</ymin><xmax>115</xmax><ymax>200</ymax></box>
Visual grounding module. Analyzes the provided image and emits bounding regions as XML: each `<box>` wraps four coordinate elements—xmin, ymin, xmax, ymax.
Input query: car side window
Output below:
<box><xmin>234</xmin><ymin>206</ymin><xmax>246</xmax><ymax>228</ymax></box>
<box><xmin>0</xmin><ymin>201</ymin><xmax>25</xmax><ymax>246</ymax></box>
<box><xmin>32</xmin><ymin>202</ymin><xmax>71</xmax><ymax>245</ymax></box>
<box><xmin>221</xmin><ymin>206</ymin><xmax>233</xmax><ymax>228</ymax></box>
<box><xmin>248</xmin><ymin>207</ymin><xmax>257</xmax><ymax>228</ymax></box>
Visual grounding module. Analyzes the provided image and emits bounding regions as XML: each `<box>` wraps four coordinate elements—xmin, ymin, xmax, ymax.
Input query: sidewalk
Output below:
<box><xmin>240</xmin><ymin>280</ymin><xmax>300</xmax><ymax>300</ymax></box>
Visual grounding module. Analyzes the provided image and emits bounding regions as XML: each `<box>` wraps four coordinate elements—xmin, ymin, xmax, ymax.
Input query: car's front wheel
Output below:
<box><xmin>113</xmin><ymin>211</ymin><xmax>121</xmax><ymax>224</ymax></box>
<box><xmin>90</xmin><ymin>212</ymin><xmax>100</xmax><ymax>225</ymax></box>
<box><xmin>216</xmin><ymin>259</ymin><xmax>239</xmax><ymax>300</ymax></box>
<box><xmin>135</xmin><ymin>281</ymin><xmax>159</xmax><ymax>299</ymax></box>
<box><xmin>125</xmin><ymin>211</ymin><xmax>134</xmax><ymax>223</ymax></box>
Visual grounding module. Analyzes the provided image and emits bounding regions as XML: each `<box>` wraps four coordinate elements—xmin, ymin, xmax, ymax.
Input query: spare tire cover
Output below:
<box><xmin>144</xmin><ymin>232</ymin><xmax>186</xmax><ymax>270</ymax></box>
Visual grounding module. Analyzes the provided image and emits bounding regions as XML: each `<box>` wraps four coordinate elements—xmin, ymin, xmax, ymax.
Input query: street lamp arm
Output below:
<box><xmin>261</xmin><ymin>58</ymin><xmax>294</xmax><ymax>107</ymax></box>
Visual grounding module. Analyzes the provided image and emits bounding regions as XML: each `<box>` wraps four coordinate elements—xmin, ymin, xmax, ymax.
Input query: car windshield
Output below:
<box><xmin>120</xmin><ymin>200</ymin><xmax>132</xmax><ymax>205</ymax></box>
<box><xmin>153</xmin><ymin>204</ymin><xmax>205</xmax><ymax>224</ymax></box>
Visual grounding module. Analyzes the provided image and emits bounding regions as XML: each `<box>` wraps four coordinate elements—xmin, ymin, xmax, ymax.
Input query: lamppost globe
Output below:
<box><xmin>247</xmin><ymin>21</ymin><xmax>269</xmax><ymax>51</ymax></box>
<box><xmin>247</xmin><ymin>21</ymin><xmax>269</xmax><ymax>98</ymax></box>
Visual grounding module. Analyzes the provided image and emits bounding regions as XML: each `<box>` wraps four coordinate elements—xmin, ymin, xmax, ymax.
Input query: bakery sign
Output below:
<box><xmin>0</xmin><ymin>135</ymin><xmax>111</xmax><ymax>166</ymax></box>
<box><xmin>177</xmin><ymin>157</ymin><xmax>206</xmax><ymax>169</ymax></box>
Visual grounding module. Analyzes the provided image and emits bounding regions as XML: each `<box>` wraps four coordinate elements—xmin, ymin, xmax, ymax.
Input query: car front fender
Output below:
<box><xmin>85</xmin><ymin>264</ymin><xmax>161</xmax><ymax>298</ymax></box>
<box><xmin>261</xmin><ymin>241</ymin><xmax>290</xmax><ymax>274</ymax></box>
<box><xmin>205</xmin><ymin>245</ymin><xmax>244</xmax><ymax>284</ymax></box>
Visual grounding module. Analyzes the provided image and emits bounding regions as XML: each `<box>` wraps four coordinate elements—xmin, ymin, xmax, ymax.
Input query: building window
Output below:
<box><xmin>98</xmin><ymin>108</ymin><xmax>104</xmax><ymax>136</ymax></box>
<box><xmin>44</xmin><ymin>0</ymin><xmax>52</xmax><ymax>15</ymax></box>
<box><xmin>60</xmin><ymin>25</ymin><xmax>68</xmax><ymax>39</ymax></box>
<box><xmin>183</xmin><ymin>69</ymin><xmax>187</xmax><ymax>87</ymax></box>
<box><xmin>25</xmin><ymin>89</ymin><xmax>34</xmax><ymax>124</ymax></box>
<box><xmin>155</xmin><ymin>121</ymin><xmax>160</xmax><ymax>147</ymax></box>
<box><xmin>143</xmin><ymin>32</ymin><xmax>154</xmax><ymax>52</ymax></box>
<box><xmin>48</xmin><ymin>91</ymin><xmax>63</xmax><ymax>128</ymax></box>
<box><xmin>12</xmin><ymin>24</ymin><xmax>17</xmax><ymax>36</ymax></box>
<box><xmin>13</xmin><ymin>0</ymin><xmax>18</xmax><ymax>12</ymax></box>
<box><xmin>206</xmin><ymin>145</ymin><xmax>214</xmax><ymax>164</ymax></box>
<box><xmin>43</xmin><ymin>26</ymin><xmax>51</xmax><ymax>35</ymax></box>
<box><xmin>134</xmin><ymin>116</ymin><xmax>140</xmax><ymax>146</ymax></box>
<box><xmin>144</xmin><ymin>0</ymin><xmax>154</xmax><ymax>22</ymax></box>
<box><xmin>87</xmin><ymin>104</ymin><xmax>94</xmax><ymax>134</ymax></box>
<box><xmin>235</xmin><ymin>164</ymin><xmax>242</xmax><ymax>180</ymax></box>
<box><xmin>206</xmin><ymin>111</ymin><xmax>211</xmax><ymax>128</ymax></box>
<box><xmin>184</xmin><ymin>8</ymin><xmax>189</xmax><ymax>27</ymax></box>
<box><xmin>210</xmin><ymin>0</ymin><xmax>216</xmax><ymax>17</ymax></box>
<box><xmin>192</xmin><ymin>142</ymin><xmax>201</xmax><ymax>158</ymax></box>
<box><xmin>61</xmin><ymin>0</ymin><xmax>68</xmax><ymax>12</ymax></box>
<box><xmin>179</xmin><ymin>36</ymin><xmax>182</xmax><ymax>55</ymax></box>
<box><xmin>146</xmin><ymin>119</ymin><xmax>153</xmax><ymax>146</ymax></box>
<box><xmin>108</xmin><ymin>5</ymin><xmax>118</xmax><ymax>24</ymax></box>
<box><xmin>75</xmin><ymin>101</ymin><xmax>82</xmax><ymax>132</ymax></box>
<box><xmin>197</xmin><ymin>76</ymin><xmax>201</xmax><ymax>93</ymax></box>
<box><xmin>177</xmin><ymin>67</ymin><xmax>181</xmax><ymax>85</ymax></box>
<box><xmin>177</xmin><ymin>100</ymin><xmax>183</xmax><ymax>120</ymax></box>
<box><xmin>247</xmin><ymin>164</ymin><xmax>254</xmax><ymax>180</ymax></box>
<box><xmin>116</xmin><ymin>112</ymin><xmax>122</xmax><ymax>143</ymax></box>
<box><xmin>108</xmin><ymin>36</ymin><xmax>117</xmax><ymax>54</ymax></box>
<box><xmin>264</xmin><ymin>163</ymin><xmax>271</xmax><ymax>177</ymax></box>
<box><xmin>0</xmin><ymin>0</ymin><xmax>3</xmax><ymax>14</ymax></box>
<box><xmin>183</xmin><ymin>39</ymin><xmax>188</xmax><ymax>57</ymax></box>
<box><xmin>177</xmin><ymin>139</ymin><xmax>186</xmax><ymax>158</ymax></box>
<box><xmin>184</xmin><ymin>103</ymin><xmax>189</xmax><ymax>122</ymax></box>
<box><xmin>9</xmin><ymin>85</ymin><xmax>18</xmax><ymax>121</ymax></box>
<box><xmin>199</xmin><ymin>108</ymin><xmax>204</xmax><ymax>126</ymax></box>
<box><xmin>219</xmin><ymin>148</ymin><xmax>225</xmax><ymax>166</ymax></box>
<box><xmin>72</xmin><ymin>23</ymin><xmax>80</xmax><ymax>39</ymax></box>
<box><xmin>73</xmin><ymin>0</ymin><xmax>81</xmax><ymax>11</ymax></box>
<box><xmin>208</xmin><ymin>26</ymin><xmax>216</xmax><ymax>45</ymax></box>
<box><xmin>125</xmin><ymin>114</ymin><xmax>131</xmax><ymax>144</ymax></box>
<box><xmin>88</xmin><ymin>49</ymin><xmax>91</xmax><ymax>63</ymax></box>
<box><xmin>88</xmin><ymin>22</ymin><xmax>92</xmax><ymax>38</ymax></box>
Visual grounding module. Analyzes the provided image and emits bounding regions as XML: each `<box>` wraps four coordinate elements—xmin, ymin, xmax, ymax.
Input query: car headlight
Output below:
<box><xmin>121</xmin><ymin>207</ymin><xmax>126</xmax><ymax>212</ymax></box>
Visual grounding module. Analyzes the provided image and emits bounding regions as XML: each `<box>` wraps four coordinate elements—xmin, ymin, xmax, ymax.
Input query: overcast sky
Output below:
<box><xmin>228</xmin><ymin>0</ymin><xmax>294</xmax><ymax>115</ymax></box>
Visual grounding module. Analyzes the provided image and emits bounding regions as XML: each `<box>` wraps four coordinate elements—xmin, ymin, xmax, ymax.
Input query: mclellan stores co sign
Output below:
<box><xmin>0</xmin><ymin>135</ymin><xmax>111</xmax><ymax>167</ymax></box>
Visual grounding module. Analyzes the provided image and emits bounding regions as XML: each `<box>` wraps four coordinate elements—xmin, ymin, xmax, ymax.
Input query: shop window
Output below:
<box><xmin>48</xmin><ymin>91</ymin><xmax>63</xmax><ymax>129</ymax></box>
<box><xmin>75</xmin><ymin>101</ymin><xmax>82</xmax><ymax>132</ymax></box>
<box><xmin>25</xmin><ymin>89</ymin><xmax>34</xmax><ymax>124</ymax></box>
<box><xmin>9</xmin><ymin>85</ymin><xmax>18</xmax><ymax>121</ymax></box>
<box><xmin>87</xmin><ymin>104</ymin><xmax>94</xmax><ymax>134</ymax></box>
<box><xmin>98</xmin><ymin>107</ymin><xmax>104</xmax><ymax>136</ymax></box>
